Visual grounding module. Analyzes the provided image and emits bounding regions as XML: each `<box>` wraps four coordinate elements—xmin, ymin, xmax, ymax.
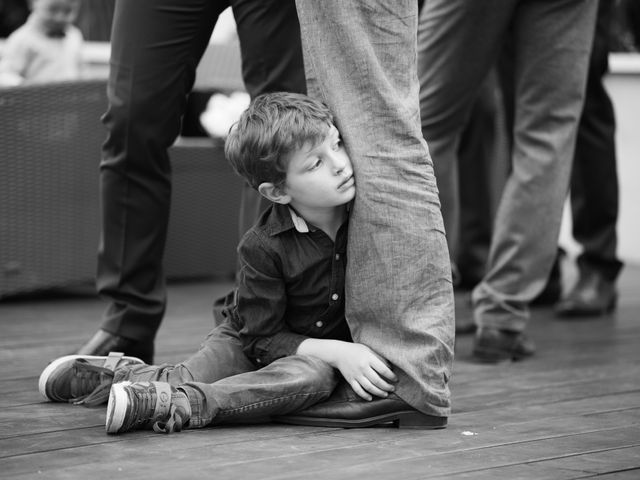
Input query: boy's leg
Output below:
<box><xmin>106</xmin><ymin>355</ymin><xmax>338</xmax><ymax>433</ymax></box>
<box><xmin>40</xmin><ymin>322</ymin><xmax>254</xmax><ymax>405</ymax></box>
<box><xmin>115</xmin><ymin>321</ymin><xmax>255</xmax><ymax>384</ymax></box>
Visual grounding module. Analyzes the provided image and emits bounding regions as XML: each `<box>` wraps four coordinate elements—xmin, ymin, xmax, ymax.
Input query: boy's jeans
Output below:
<box><xmin>295</xmin><ymin>0</ymin><xmax>455</xmax><ymax>417</ymax></box>
<box><xmin>114</xmin><ymin>323</ymin><xmax>338</xmax><ymax>427</ymax></box>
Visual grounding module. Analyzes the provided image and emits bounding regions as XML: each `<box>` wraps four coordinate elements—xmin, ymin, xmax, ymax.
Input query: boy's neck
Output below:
<box><xmin>294</xmin><ymin>204</ymin><xmax>348</xmax><ymax>241</ymax></box>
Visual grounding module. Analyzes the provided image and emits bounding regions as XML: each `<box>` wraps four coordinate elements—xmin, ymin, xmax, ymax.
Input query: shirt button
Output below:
<box><xmin>315</xmin><ymin>321</ymin><xmax>324</xmax><ymax>328</ymax></box>
<box><xmin>335</xmin><ymin>254</ymin><xmax>340</xmax><ymax>260</ymax></box>
<box><xmin>331</xmin><ymin>293</ymin><xmax>339</xmax><ymax>301</ymax></box>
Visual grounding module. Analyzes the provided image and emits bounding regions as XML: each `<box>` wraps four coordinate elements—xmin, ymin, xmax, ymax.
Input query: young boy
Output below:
<box><xmin>38</xmin><ymin>92</ymin><xmax>443</xmax><ymax>434</ymax></box>
<box><xmin>0</xmin><ymin>0</ymin><xmax>82</xmax><ymax>86</ymax></box>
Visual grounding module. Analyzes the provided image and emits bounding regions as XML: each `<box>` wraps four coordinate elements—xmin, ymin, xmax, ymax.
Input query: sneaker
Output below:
<box><xmin>105</xmin><ymin>381</ymin><xmax>191</xmax><ymax>434</ymax></box>
<box><xmin>38</xmin><ymin>352</ymin><xmax>144</xmax><ymax>406</ymax></box>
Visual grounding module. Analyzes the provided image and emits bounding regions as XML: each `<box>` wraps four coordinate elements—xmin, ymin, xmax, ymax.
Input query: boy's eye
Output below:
<box><xmin>309</xmin><ymin>158</ymin><xmax>323</xmax><ymax>170</ymax></box>
<box><xmin>332</xmin><ymin>139</ymin><xmax>343</xmax><ymax>151</ymax></box>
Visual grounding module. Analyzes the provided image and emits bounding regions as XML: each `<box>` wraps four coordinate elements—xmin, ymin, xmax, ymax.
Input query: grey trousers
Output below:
<box><xmin>296</xmin><ymin>0</ymin><xmax>455</xmax><ymax>417</ymax></box>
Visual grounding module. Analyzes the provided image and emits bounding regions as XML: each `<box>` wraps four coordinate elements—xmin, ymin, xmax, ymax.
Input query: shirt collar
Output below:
<box><xmin>263</xmin><ymin>203</ymin><xmax>312</xmax><ymax>236</ymax></box>
<box><xmin>264</xmin><ymin>202</ymin><xmax>351</xmax><ymax>236</ymax></box>
<box><xmin>288</xmin><ymin>207</ymin><xmax>310</xmax><ymax>233</ymax></box>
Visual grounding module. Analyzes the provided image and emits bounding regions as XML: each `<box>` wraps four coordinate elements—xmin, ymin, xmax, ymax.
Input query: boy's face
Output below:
<box><xmin>281</xmin><ymin>125</ymin><xmax>355</xmax><ymax>214</ymax></box>
<box><xmin>32</xmin><ymin>0</ymin><xmax>80</xmax><ymax>37</ymax></box>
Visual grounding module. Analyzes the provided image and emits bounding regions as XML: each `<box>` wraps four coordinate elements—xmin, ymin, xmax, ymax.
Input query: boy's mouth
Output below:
<box><xmin>338</xmin><ymin>175</ymin><xmax>354</xmax><ymax>190</ymax></box>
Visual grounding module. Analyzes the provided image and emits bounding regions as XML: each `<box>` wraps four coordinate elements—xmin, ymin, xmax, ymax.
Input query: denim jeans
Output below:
<box><xmin>295</xmin><ymin>1</ymin><xmax>455</xmax><ymax>417</ymax></box>
<box><xmin>418</xmin><ymin>0</ymin><xmax>598</xmax><ymax>332</ymax></box>
<box><xmin>115</xmin><ymin>322</ymin><xmax>338</xmax><ymax>427</ymax></box>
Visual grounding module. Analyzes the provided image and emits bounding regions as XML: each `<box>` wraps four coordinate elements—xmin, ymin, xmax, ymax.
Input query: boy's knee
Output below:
<box><xmin>295</xmin><ymin>355</ymin><xmax>338</xmax><ymax>388</ymax></box>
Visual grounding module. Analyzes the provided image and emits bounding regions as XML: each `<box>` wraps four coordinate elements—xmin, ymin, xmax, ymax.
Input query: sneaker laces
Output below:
<box><xmin>69</xmin><ymin>360</ymin><xmax>114</xmax><ymax>407</ymax></box>
<box><xmin>121</xmin><ymin>383</ymin><xmax>187</xmax><ymax>434</ymax></box>
<box><xmin>152</xmin><ymin>404</ymin><xmax>185</xmax><ymax>434</ymax></box>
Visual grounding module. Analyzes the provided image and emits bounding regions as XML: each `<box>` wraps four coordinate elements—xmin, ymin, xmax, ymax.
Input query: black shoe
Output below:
<box><xmin>555</xmin><ymin>269</ymin><xmax>617</xmax><ymax>318</ymax></box>
<box><xmin>472</xmin><ymin>327</ymin><xmax>535</xmax><ymax>363</ymax></box>
<box><xmin>276</xmin><ymin>388</ymin><xmax>447</xmax><ymax>430</ymax></box>
<box><xmin>532</xmin><ymin>254</ymin><xmax>563</xmax><ymax>306</ymax></box>
<box><xmin>76</xmin><ymin>329</ymin><xmax>154</xmax><ymax>364</ymax></box>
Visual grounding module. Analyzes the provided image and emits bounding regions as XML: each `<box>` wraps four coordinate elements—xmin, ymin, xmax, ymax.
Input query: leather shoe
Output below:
<box><xmin>472</xmin><ymin>327</ymin><xmax>535</xmax><ymax>363</ymax></box>
<box><xmin>76</xmin><ymin>329</ymin><xmax>154</xmax><ymax>364</ymax></box>
<box><xmin>276</xmin><ymin>386</ymin><xmax>447</xmax><ymax>429</ymax></box>
<box><xmin>531</xmin><ymin>252</ymin><xmax>563</xmax><ymax>306</ymax></box>
<box><xmin>555</xmin><ymin>268</ymin><xmax>616</xmax><ymax>318</ymax></box>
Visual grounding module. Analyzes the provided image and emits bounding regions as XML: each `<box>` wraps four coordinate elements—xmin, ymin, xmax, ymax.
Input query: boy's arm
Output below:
<box><xmin>233</xmin><ymin>231</ymin><xmax>310</xmax><ymax>366</ymax></box>
<box><xmin>296</xmin><ymin>338</ymin><xmax>397</xmax><ymax>401</ymax></box>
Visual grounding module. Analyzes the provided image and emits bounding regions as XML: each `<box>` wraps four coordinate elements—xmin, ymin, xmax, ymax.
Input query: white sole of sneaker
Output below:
<box><xmin>38</xmin><ymin>354</ymin><xmax>144</xmax><ymax>401</ymax></box>
<box><xmin>106</xmin><ymin>381</ymin><xmax>132</xmax><ymax>434</ymax></box>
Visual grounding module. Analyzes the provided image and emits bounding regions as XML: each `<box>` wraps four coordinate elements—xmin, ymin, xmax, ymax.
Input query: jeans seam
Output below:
<box><xmin>216</xmin><ymin>389</ymin><xmax>333</xmax><ymax>418</ymax></box>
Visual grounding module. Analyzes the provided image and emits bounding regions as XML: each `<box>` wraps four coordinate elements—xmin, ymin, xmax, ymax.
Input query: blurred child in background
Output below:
<box><xmin>0</xmin><ymin>0</ymin><xmax>82</xmax><ymax>86</ymax></box>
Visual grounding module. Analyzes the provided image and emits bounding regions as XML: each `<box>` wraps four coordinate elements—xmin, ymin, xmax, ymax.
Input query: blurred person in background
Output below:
<box><xmin>0</xmin><ymin>0</ymin><xmax>82</xmax><ymax>86</ymax></box>
<box><xmin>417</xmin><ymin>0</ymin><xmax>598</xmax><ymax>362</ymax></box>
<box><xmin>555</xmin><ymin>0</ymin><xmax>624</xmax><ymax>317</ymax></box>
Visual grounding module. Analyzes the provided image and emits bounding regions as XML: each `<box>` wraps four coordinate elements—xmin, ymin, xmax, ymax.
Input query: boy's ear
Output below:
<box><xmin>258</xmin><ymin>182</ymin><xmax>291</xmax><ymax>204</ymax></box>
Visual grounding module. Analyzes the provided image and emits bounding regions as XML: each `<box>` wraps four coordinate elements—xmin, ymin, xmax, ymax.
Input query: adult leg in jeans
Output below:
<box><xmin>77</xmin><ymin>0</ymin><xmax>306</xmax><ymax>361</ymax></box>
<box><xmin>555</xmin><ymin>0</ymin><xmax>623</xmax><ymax>317</ymax></box>
<box><xmin>295</xmin><ymin>0</ymin><xmax>454</xmax><ymax>418</ymax></box>
<box><xmin>472</xmin><ymin>0</ymin><xmax>598</xmax><ymax>359</ymax></box>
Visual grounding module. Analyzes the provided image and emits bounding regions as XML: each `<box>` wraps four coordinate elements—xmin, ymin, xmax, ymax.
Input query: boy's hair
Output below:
<box><xmin>225</xmin><ymin>92</ymin><xmax>334</xmax><ymax>190</ymax></box>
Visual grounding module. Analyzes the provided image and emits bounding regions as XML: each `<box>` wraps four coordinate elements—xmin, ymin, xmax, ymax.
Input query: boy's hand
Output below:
<box><xmin>296</xmin><ymin>338</ymin><xmax>397</xmax><ymax>401</ymax></box>
<box><xmin>332</xmin><ymin>342</ymin><xmax>397</xmax><ymax>401</ymax></box>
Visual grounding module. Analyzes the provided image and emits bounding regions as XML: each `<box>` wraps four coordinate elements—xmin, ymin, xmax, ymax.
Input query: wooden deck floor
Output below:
<box><xmin>1</xmin><ymin>264</ymin><xmax>639</xmax><ymax>479</ymax></box>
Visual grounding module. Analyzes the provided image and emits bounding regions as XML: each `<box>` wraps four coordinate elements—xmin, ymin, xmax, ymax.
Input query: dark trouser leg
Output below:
<box><xmin>98</xmin><ymin>0</ymin><xmax>226</xmax><ymax>342</ymax></box>
<box><xmin>571</xmin><ymin>0</ymin><xmax>623</xmax><ymax>282</ymax></box>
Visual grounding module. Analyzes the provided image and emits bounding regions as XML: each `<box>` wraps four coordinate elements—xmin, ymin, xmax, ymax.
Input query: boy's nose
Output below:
<box><xmin>332</xmin><ymin>156</ymin><xmax>349</xmax><ymax>175</ymax></box>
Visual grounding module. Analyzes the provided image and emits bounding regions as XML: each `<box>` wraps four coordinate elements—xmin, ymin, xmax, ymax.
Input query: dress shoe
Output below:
<box><xmin>76</xmin><ymin>329</ymin><xmax>154</xmax><ymax>364</ymax></box>
<box><xmin>472</xmin><ymin>327</ymin><xmax>535</xmax><ymax>363</ymax></box>
<box><xmin>555</xmin><ymin>268</ymin><xmax>617</xmax><ymax>318</ymax></box>
<box><xmin>276</xmin><ymin>389</ymin><xmax>447</xmax><ymax>430</ymax></box>
<box><xmin>531</xmin><ymin>252</ymin><xmax>563</xmax><ymax>306</ymax></box>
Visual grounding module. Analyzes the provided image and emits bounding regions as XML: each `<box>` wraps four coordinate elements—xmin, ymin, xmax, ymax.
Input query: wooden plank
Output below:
<box><xmin>0</xmin><ymin>267</ymin><xmax>638</xmax><ymax>479</ymax></box>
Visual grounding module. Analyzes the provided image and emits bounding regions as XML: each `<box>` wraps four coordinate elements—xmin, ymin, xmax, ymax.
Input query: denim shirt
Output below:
<box><xmin>228</xmin><ymin>203</ymin><xmax>352</xmax><ymax>366</ymax></box>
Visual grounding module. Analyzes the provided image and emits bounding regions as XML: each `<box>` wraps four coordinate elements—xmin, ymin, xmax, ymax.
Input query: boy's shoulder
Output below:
<box><xmin>241</xmin><ymin>204</ymin><xmax>293</xmax><ymax>243</ymax></box>
<box><xmin>238</xmin><ymin>203</ymin><xmax>311</xmax><ymax>255</ymax></box>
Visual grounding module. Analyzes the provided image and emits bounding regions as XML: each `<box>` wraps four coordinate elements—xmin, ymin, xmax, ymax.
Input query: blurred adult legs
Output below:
<box><xmin>556</xmin><ymin>0</ymin><xmax>623</xmax><ymax>317</ymax></box>
<box><xmin>456</xmin><ymin>70</ymin><xmax>509</xmax><ymax>290</ymax></box>
<box><xmin>418</xmin><ymin>0</ymin><xmax>597</xmax><ymax>361</ymax></box>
